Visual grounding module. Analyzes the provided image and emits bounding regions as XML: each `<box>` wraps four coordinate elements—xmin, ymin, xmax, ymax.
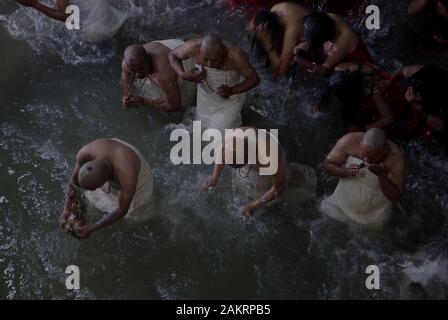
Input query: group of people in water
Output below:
<box><xmin>15</xmin><ymin>0</ymin><xmax>447</xmax><ymax>240</ymax></box>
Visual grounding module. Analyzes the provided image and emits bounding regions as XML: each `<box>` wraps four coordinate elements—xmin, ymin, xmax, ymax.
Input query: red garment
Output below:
<box><xmin>344</xmin><ymin>35</ymin><xmax>374</xmax><ymax>64</ymax></box>
<box><xmin>355</xmin><ymin>64</ymin><xmax>407</xmax><ymax>130</ymax></box>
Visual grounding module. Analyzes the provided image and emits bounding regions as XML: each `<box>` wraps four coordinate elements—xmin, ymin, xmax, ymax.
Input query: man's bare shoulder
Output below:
<box><xmin>225</xmin><ymin>42</ymin><xmax>250</xmax><ymax>64</ymax></box>
<box><xmin>338</xmin><ymin>132</ymin><xmax>363</xmax><ymax>146</ymax></box>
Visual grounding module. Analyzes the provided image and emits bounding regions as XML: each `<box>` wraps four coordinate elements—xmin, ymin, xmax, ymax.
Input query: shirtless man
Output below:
<box><xmin>168</xmin><ymin>33</ymin><xmax>259</xmax><ymax>131</ymax></box>
<box><xmin>202</xmin><ymin>127</ymin><xmax>316</xmax><ymax>217</ymax></box>
<box><xmin>321</xmin><ymin>128</ymin><xmax>406</xmax><ymax>227</ymax></box>
<box><xmin>59</xmin><ymin>138</ymin><xmax>153</xmax><ymax>239</ymax></box>
<box><xmin>120</xmin><ymin>40</ymin><xmax>196</xmax><ymax>112</ymax></box>
<box><xmin>202</xmin><ymin>127</ymin><xmax>288</xmax><ymax>217</ymax></box>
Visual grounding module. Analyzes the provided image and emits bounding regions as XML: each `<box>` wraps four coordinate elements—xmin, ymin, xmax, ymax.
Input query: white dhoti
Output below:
<box><xmin>136</xmin><ymin>39</ymin><xmax>197</xmax><ymax>108</ymax></box>
<box><xmin>320</xmin><ymin>156</ymin><xmax>392</xmax><ymax>228</ymax></box>
<box><xmin>69</xmin><ymin>0</ymin><xmax>129</xmax><ymax>41</ymax></box>
<box><xmin>84</xmin><ymin>139</ymin><xmax>154</xmax><ymax>221</ymax></box>
<box><xmin>232</xmin><ymin>163</ymin><xmax>317</xmax><ymax>204</ymax></box>
<box><xmin>196</xmin><ymin>65</ymin><xmax>245</xmax><ymax>132</ymax></box>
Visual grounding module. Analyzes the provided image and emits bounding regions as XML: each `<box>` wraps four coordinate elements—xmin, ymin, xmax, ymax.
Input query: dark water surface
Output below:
<box><xmin>0</xmin><ymin>0</ymin><xmax>447</xmax><ymax>299</ymax></box>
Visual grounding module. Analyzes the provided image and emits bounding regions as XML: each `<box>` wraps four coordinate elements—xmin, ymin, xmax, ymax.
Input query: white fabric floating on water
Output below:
<box><xmin>84</xmin><ymin>139</ymin><xmax>154</xmax><ymax>221</ymax></box>
<box><xmin>135</xmin><ymin>39</ymin><xmax>197</xmax><ymax>108</ymax></box>
<box><xmin>196</xmin><ymin>65</ymin><xmax>245</xmax><ymax>132</ymax></box>
<box><xmin>320</xmin><ymin>156</ymin><xmax>392</xmax><ymax>228</ymax></box>
<box><xmin>69</xmin><ymin>0</ymin><xmax>129</xmax><ymax>41</ymax></box>
<box><xmin>232</xmin><ymin>162</ymin><xmax>317</xmax><ymax>204</ymax></box>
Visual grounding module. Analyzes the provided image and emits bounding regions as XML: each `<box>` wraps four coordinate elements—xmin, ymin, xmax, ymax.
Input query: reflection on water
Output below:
<box><xmin>0</xmin><ymin>0</ymin><xmax>447</xmax><ymax>299</ymax></box>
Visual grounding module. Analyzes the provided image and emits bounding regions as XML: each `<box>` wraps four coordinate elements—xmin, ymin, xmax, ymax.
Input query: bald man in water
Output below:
<box><xmin>120</xmin><ymin>40</ymin><xmax>196</xmax><ymax>112</ymax></box>
<box><xmin>321</xmin><ymin>128</ymin><xmax>406</xmax><ymax>228</ymax></box>
<box><xmin>59</xmin><ymin>138</ymin><xmax>153</xmax><ymax>239</ymax></box>
<box><xmin>168</xmin><ymin>34</ymin><xmax>259</xmax><ymax>132</ymax></box>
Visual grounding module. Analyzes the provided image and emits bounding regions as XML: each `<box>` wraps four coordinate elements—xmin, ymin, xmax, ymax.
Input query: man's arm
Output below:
<box><xmin>18</xmin><ymin>0</ymin><xmax>70</xmax><ymax>22</ymax></box>
<box><xmin>377</xmin><ymin>154</ymin><xmax>406</xmax><ymax>203</ymax></box>
<box><xmin>323</xmin><ymin>134</ymin><xmax>354</xmax><ymax>178</ymax></box>
<box><xmin>76</xmin><ymin>172</ymin><xmax>138</xmax><ymax>238</ymax></box>
<box><xmin>243</xmin><ymin>171</ymin><xmax>287</xmax><ymax>216</ymax></box>
<box><xmin>228</xmin><ymin>50</ymin><xmax>260</xmax><ymax>95</ymax></box>
<box><xmin>119</xmin><ymin>60</ymin><xmax>135</xmax><ymax>96</ymax></box>
<box><xmin>59</xmin><ymin>150</ymin><xmax>91</xmax><ymax>226</ymax></box>
<box><xmin>90</xmin><ymin>190</ymin><xmax>133</xmax><ymax>232</ymax></box>
<box><xmin>168</xmin><ymin>40</ymin><xmax>199</xmax><ymax>77</ymax></box>
<box><xmin>154</xmin><ymin>76</ymin><xmax>183</xmax><ymax>112</ymax></box>
<box><xmin>202</xmin><ymin>163</ymin><xmax>225</xmax><ymax>190</ymax></box>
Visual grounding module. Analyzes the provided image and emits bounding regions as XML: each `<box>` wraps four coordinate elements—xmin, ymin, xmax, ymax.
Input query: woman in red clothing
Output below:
<box><xmin>375</xmin><ymin>65</ymin><xmax>447</xmax><ymax>151</ymax></box>
<box><xmin>317</xmin><ymin>62</ymin><xmax>404</xmax><ymax>131</ymax></box>
<box><xmin>292</xmin><ymin>12</ymin><xmax>374</xmax><ymax>77</ymax></box>
<box><xmin>248</xmin><ymin>2</ymin><xmax>310</xmax><ymax>77</ymax></box>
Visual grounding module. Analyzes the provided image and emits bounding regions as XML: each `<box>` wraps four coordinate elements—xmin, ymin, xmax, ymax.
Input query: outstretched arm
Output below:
<box><xmin>17</xmin><ymin>0</ymin><xmax>70</xmax><ymax>22</ymax></box>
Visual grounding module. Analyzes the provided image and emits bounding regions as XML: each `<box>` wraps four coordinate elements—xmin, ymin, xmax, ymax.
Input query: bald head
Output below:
<box><xmin>78</xmin><ymin>160</ymin><xmax>110</xmax><ymax>191</ymax></box>
<box><xmin>362</xmin><ymin>128</ymin><xmax>388</xmax><ymax>151</ymax></box>
<box><xmin>124</xmin><ymin>44</ymin><xmax>146</xmax><ymax>63</ymax></box>
<box><xmin>124</xmin><ymin>44</ymin><xmax>151</xmax><ymax>77</ymax></box>
<box><xmin>202</xmin><ymin>33</ymin><xmax>225</xmax><ymax>52</ymax></box>
<box><xmin>360</xmin><ymin>128</ymin><xmax>389</xmax><ymax>164</ymax></box>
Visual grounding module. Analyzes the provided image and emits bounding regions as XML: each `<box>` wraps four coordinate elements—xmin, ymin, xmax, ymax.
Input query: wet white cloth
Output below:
<box><xmin>196</xmin><ymin>64</ymin><xmax>245</xmax><ymax>132</ymax></box>
<box><xmin>68</xmin><ymin>0</ymin><xmax>129</xmax><ymax>41</ymax></box>
<box><xmin>84</xmin><ymin>139</ymin><xmax>154</xmax><ymax>221</ymax></box>
<box><xmin>232</xmin><ymin>162</ymin><xmax>317</xmax><ymax>204</ymax></box>
<box><xmin>135</xmin><ymin>39</ymin><xmax>197</xmax><ymax>108</ymax></box>
<box><xmin>320</xmin><ymin>156</ymin><xmax>392</xmax><ymax>228</ymax></box>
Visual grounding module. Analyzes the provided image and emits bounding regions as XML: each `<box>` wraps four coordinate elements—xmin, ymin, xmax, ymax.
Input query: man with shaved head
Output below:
<box><xmin>120</xmin><ymin>39</ymin><xmax>197</xmax><ymax>112</ymax></box>
<box><xmin>320</xmin><ymin>128</ymin><xmax>406</xmax><ymax>228</ymax></box>
<box><xmin>169</xmin><ymin>33</ymin><xmax>260</xmax><ymax>132</ymax></box>
<box><xmin>59</xmin><ymin>138</ymin><xmax>153</xmax><ymax>239</ymax></box>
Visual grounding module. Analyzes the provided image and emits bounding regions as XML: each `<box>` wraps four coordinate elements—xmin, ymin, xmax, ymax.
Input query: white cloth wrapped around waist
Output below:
<box><xmin>196</xmin><ymin>65</ymin><xmax>245</xmax><ymax>132</ymax></box>
<box><xmin>84</xmin><ymin>139</ymin><xmax>154</xmax><ymax>221</ymax></box>
<box><xmin>320</xmin><ymin>156</ymin><xmax>393</xmax><ymax>228</ymax></box>
<box><xmin>135</xmin><ymin>39</ymin><xmax>197</xmax><ymax>108</ymax></box>
<box><xmin>69</xmin><ymin>0</ymin><xmax>129</xmax><ymax>41</ymax></box>
<box><xmin>232</xmin><ymin>163</ymin><xmax>317</xmax><ymax>204</ymax></box>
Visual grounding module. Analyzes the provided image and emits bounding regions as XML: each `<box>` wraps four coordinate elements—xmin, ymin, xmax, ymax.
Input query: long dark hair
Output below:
<box><xmin>303</xmin><ymin>12</ymin><xmax>335</xmax><ymax>63</ymax></box>
<box><xmin>320</xmin><ymin>69</ymin><xmax>364</xmax><ymax>127</ymax></box>
<box><xmin>251</xmin><ymin>9</ymin><xmax>285</xmax><ymax>67</ymax></box>
<box><xmin>409</xmin><ymin>65</ymin><xmax>447</xmax><ymax>115</ymax></box>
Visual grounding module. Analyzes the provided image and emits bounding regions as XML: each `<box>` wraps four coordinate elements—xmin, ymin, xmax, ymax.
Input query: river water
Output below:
<box><xmin>0</xmin><ymin>0</ymin><xmax>447</xmax><ymax>299</ymax></box>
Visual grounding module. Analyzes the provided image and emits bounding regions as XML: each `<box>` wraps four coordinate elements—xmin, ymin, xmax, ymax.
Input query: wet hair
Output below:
<box><xmin>362</xmin><ymin>128</ymin><xmax>388</xmax><ymax>150</ymax></box>
<box><xmin>409</xmin><ymin>65</ymin><xmax>447</xmax><ymax>114</ymax></box>
<box><xmin>303</xmin><ymin>12</ymin><xmax>335</xmax><ymax>63</ymax></box>
<box><xmin>319</xmin><ymin>69</ymin><xmax>364</xmax><ymax>127</ymax></box>
<box><xmin>251</xmin><ymin>9</ymin><xmax>285</xmax><ymax>67</ymax></box>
